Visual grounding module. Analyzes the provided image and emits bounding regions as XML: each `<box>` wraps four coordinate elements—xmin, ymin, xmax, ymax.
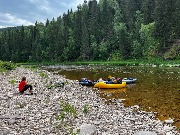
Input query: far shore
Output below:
<box><xmin>17</xmin><ymin>59</ymin><xmax>180</xmax><ymax>68</ymax></box>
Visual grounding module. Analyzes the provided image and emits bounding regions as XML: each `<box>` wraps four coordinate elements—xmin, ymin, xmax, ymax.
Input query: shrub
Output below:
<box><xmin>164</xmin><ymin>44</ymin><xmax>180</xmax><ymax>60</ymax></box>
<box><xmin>0</xmin><ymin>61</ymin><xmax>16</xmax><ymax>71</ymax></box>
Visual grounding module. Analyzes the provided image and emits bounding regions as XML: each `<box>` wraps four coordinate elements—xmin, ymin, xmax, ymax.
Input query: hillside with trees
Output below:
<box><xmin>0</xmin><ymin>0</ymin><xmax>179</xmax><ymax>63</ymax></box>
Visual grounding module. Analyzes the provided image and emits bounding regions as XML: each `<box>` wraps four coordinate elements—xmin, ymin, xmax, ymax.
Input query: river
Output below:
<box><xmin>43</xmin><ymin>65</ymin><xmax>180</xmax><ymax>128</ymax></box>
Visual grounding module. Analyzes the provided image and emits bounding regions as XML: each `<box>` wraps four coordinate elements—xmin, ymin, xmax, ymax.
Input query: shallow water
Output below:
<box><xmin>44</xmin><ymin>65</ymin><xmax>180</xmax><ymax>127</ymax></box>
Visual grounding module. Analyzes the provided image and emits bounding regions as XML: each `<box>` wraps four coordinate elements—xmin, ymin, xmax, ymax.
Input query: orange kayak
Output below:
<box><xmin>94</xmin><ymin>82</ymin><xmax>126</xmax><ymax>89</ymax></box>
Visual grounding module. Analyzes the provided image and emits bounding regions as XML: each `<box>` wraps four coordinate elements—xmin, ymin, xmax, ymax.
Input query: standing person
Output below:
<box><xmin>18</xmin><ymin>77</ymin><xmax>33</xmax><ymax>95</ymax></box>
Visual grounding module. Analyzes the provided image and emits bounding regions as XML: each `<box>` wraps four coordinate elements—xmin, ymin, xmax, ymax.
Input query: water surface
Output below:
<box><xmin>44</xmin><ymin>65</ymin><xmax>180</xmax><ymax>127</ymax></box>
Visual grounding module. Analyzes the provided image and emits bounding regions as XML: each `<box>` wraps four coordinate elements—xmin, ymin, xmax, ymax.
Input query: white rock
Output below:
<box><xmin>80</xmin><ymin>124</ymin><xmax>97</xmax><ymax>135</ymax></box>
<box><xmin>8</xmin><ymin>118</ymin><xmax>16</xmax><ymax>125</ymax></box>
<box><xmin>163</xmin><ymin>126</ymin><xmax>174</xmax><ymax>131</ymax></box>
<box><xmin>164</xmin><ymin>118</ymin><xmax>174</xmax><ymax>124</ymax></box>
<box><xmin>23</xmin><ymin>129</ymin><xmax>30</xmax><ymax>135</ymax></box>
<box><xmin>134</xmin><ymin>131</ymin><xmax>157</xmax><ymax>135</ymax></box>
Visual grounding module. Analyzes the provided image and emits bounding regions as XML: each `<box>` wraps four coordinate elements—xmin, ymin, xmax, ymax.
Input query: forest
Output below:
<box><xmin>0</xmin><ymin>0</ymin><xmax>179</xmax><ymax>63</ymax></box>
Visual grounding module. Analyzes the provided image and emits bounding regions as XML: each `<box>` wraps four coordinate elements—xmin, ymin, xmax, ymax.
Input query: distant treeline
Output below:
<box><xmin>0</xmin><ymin>0</ymin><xmax>179</xmax><ymax>62</ymax></box>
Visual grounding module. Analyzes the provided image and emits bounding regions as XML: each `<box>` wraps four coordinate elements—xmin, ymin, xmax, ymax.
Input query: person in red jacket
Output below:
<box><xmin>18</xmin><ymin>77</ymin><xmax>33</xmax><ymax>95</ymax></box>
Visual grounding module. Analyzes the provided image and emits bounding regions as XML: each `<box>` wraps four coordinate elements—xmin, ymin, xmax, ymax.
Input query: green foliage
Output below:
<box><xmin>134</xmin><ymin>10</ymin><xmax>144</xmax><ymax>40</ymax></box>
<box><xmin>0</xmin><ymin>0</ymin><xmax>179</xmax><ymax>62</ymax></box>
<box><xmin>131</xmin><ymin>40</ymin><xmax>143</xmax><ymax>58</ymax></box>
<box><xmin>109</xmin><ymin>51</ymin><xmax>122</xmax><ymax>61</ymax></box>
<box><xmin>113</xmin><ymin>22</ymin><xmax>130</xmax><ymax>59</ymax></box>
<box><xmin>98</xmin><ymin>41</ymin><xmax>109</xmax><ymax>60</ymax></box>
<box><xmin>39</xmin><ymin>72</ymin><xmax>48</xmax><ymax>78</ymax></box>
<box><xmin>140</xmin><ymin>22</ymin><xmax>159</xmax><ymax>59</ymax></box>
<box><xmin>142</xmin><ymin>0</ymin><xmax>155</xmax><ymax>24</ymax></box>
<box><xmin>64</xmin><ymin>59</ymin><xmax>180</xmax><ymax>67</ymax></box>
<box><xmin>10</xmin><ymin>79</ymin><xmax>15</xmax><ymax>85</ymax></box>
<box><xmin>154</xmin><ymin>0</ymin><xmax>177</xmax><ymax>51</ymax></box>
<box><xmin>58</xmin><ymin>101</ymin><xmax>77</xmax><ymax>119</ymax></box>
<box><xmin>54</xmin><ymin>100</ymin><xmax>78</xmax><ymax>134</ymax></box>
<box><xmin>113</xmin><ymin>22</ymin><xmax>127</xmax><ymax>35</ymax></box>
<box><xmin>61</xmin><ymin>101</ymin><xmax>77</xmax><ymax>118</ymax></box>
<box><xmin>83</xmin><ymin>104</ymin><xmax>90</xmax><ymax>114</ymax></box>
<box><xmin>164</xmin><ymin>44</ymin><xmax>180</xmax><ymax>60</ymax></box>
<box><xmin>0</xmin><ymin>61</ymin><xmax>16</xmax><ymax>71</ymax></box>
<box><xmin>56</xmin><ymin>111</ymin><xmax>66</xmax><ymax>122</ymax></box>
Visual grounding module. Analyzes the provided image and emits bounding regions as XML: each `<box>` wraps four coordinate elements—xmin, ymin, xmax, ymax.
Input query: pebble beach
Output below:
<box><xmin>0</xmin><ymin>67</ymin><xmax>179</xmax><ymax>135</ymax></box>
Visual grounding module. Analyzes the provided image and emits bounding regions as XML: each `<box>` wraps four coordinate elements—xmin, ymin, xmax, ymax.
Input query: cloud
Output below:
<box><xmin>0</xmin><ymin>13</ymin><xmax>34</xmax><ymax>27</ymax></box>
<box><xmin>0</xmin><ymin>0</ymin><xmax>100</xmax><ymax>27</ymax></box>
<box><xmin>58</xmin><ymin>0</ymin><xmax>84</xmax><ymax>11</ymax></box>
<box><xmin>29</xmin><ymin>0</ymin><xmax>53</xmax><ymax>13</ymax></box>
<box><xmin>28</xmin><ymin>0</ymin><xmax>66</xmax><ymax>22</ymax></box>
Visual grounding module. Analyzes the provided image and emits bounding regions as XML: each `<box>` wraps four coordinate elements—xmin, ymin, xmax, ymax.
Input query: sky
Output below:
<box><xmin>0</xmin><ymin>0</ymin><xmax>98</xmax><ymax>28</ymax></box>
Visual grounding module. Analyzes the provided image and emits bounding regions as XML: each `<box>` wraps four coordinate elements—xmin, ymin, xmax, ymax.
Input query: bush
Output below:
<box><xmin>164</xmin><ymin>44</ymin><xmax>180</xmax><ymax>60</ymax></box>
<box><xmin>0</xmin><ymin>61</ymin><xmax>17</xmax><ymax>71</ymax></box>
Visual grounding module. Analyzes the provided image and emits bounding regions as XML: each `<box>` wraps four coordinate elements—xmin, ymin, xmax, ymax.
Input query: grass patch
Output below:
<box><xmin>83</xmin><ymin>104</ymin><xmax>90</xmax><ymax>115</ymax></box>
<box><xmin>62</xmin><ymin>59</ymin><xmax>180</xmax><ymax>67</ymax></box>
<box><xmin>39</xmin><ymin>72</ymin><xmax>48</xmax><ymax>78</ymax></box>
<box><xmin>53</xmin><ymin>100</ymin><xmax>78</xmax><ymax>134</ymax></box>
<box><xmin>10</xmin><ymin>79</ymin><xmax>15</xmax><ymax>85</ymax></box>
<box><xmin>16</xmin><ymin>58</ymin><xmax>179</xmax><ymax>67</ymax></box>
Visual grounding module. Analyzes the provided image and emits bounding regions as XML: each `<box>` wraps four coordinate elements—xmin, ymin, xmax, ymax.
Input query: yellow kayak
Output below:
<box><xmin>94</xmin><ymin>82</ymin><xmax>126</xmax><ymax>89</ymax></box>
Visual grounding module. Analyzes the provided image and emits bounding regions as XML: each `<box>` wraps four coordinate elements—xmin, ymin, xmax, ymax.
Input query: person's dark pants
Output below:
<box><xmin>20</xmin><ymin>85</ymin><xmax>33</xmax><ymax>94</ymax></box>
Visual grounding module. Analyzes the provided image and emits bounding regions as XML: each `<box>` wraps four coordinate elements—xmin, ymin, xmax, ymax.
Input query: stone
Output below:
<box><xmin>164</xmin><ymin>119</ymin><xmax>174</xmax><ymax>124</ymax></box>
<box><xmin>80</xmin><ymin>124</ymin><xmax>97</xmax><ymax>135</ymax></box>
<box><xmin>6</xmin><ymin>92</ymin><xmax>14</xmax><ymax>98</ymax></box>
<box><xmin>8</xmin><ymin>118</ymin><xmax>16</xmax><ymax>125</ymax></box>
<box><xmin>23</xmin><ymin>129</ymin><xmax>31</xmax><ymax>135</ymax></box>
<box><xmin>0</xmin><ymin>129</ymin><xmax>10</xmax><ymax>135</ymax></box>
<box><xmin>134</xmin><ymin>131</ymin><xmax>157</xmax><ymax>135</ymax></box>
<box><xmin>163</xmin><ymin>126</ymin><xmax>174</xmax><ymax>131</ymax></box>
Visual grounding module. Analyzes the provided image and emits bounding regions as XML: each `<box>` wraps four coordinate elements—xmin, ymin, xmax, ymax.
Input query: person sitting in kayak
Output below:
<box><xmin>112</xmin><ymin>77</ymin><xmax>117</xmax><ymax>84</ymax></box>
<box><xmin>18</xmin><ymin>77</ymin><xmax>33</xmax><ymax>95</ymax></box>
<box><xmin>107</xmin><ymin>76</ymin><xmax>117</xmax><ymax>84</ymax></box>
<box><xmin>98</xmin><ymin>78</ymin><xmax>104</xmax><ymax>82</ymax></box>
<box><xmin>116</xmin><ymin>77</ymin><xmax>122</xmax><ymax>84</ymax></box>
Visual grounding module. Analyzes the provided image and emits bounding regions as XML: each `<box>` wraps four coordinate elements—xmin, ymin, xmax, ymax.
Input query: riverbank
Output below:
<box><xmin>63</xmin><ymin>59</ymin><xmax>180</xmax><ymax>67</ymax></box>
<box><xmin>0</xmin><ymin>67</ymin><xmax>179</xmax><ymax>134</ymax></box>
<box><xmin>18</xmin><ymin>58</ymin><xmax>180</xmax><ymax>68</ymax></box>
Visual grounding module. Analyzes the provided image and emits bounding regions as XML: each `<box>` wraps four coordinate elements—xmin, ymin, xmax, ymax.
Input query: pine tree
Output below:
<box><xmin>88</xmin><ymin>0</ymin><xmax>100</xmax><ymax>60</ymax></box>
<box><xmin>73</xmin><ymin>5</ymin><xmax>82</xmax><ymax>61</ymax></box>
<box><xmin>154</xmin><ymin>0</ymin><xmax>177</xmax><ymax>52</ymax></box>
<box><xmin>80</xmin><ymin>0</ymin><xmax>90</xmax><ymax>61</ymax></box>
<box><xmin>142</xmin><ymin>0</ymin><xmax>155</xmax><ymax>24</ymax></box>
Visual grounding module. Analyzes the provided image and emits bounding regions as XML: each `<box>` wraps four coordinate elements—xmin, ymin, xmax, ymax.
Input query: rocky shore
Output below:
<box><xmin>0</xmin><ymin>67</ymin><xmax>179</xmax><ymax>135</ymax></box>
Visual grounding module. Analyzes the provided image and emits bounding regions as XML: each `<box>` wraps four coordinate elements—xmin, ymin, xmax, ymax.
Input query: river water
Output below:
<box><xmin>43</xmin><ymin>65</ymin><xmax>180</xmax><ymax>128</ymax></box>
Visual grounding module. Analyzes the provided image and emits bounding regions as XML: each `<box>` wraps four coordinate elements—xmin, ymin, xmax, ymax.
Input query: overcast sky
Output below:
<box><xmin>0</xmin><ymin>0</ymin><xmax>98</xmax><ymax>28</ymax></box>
